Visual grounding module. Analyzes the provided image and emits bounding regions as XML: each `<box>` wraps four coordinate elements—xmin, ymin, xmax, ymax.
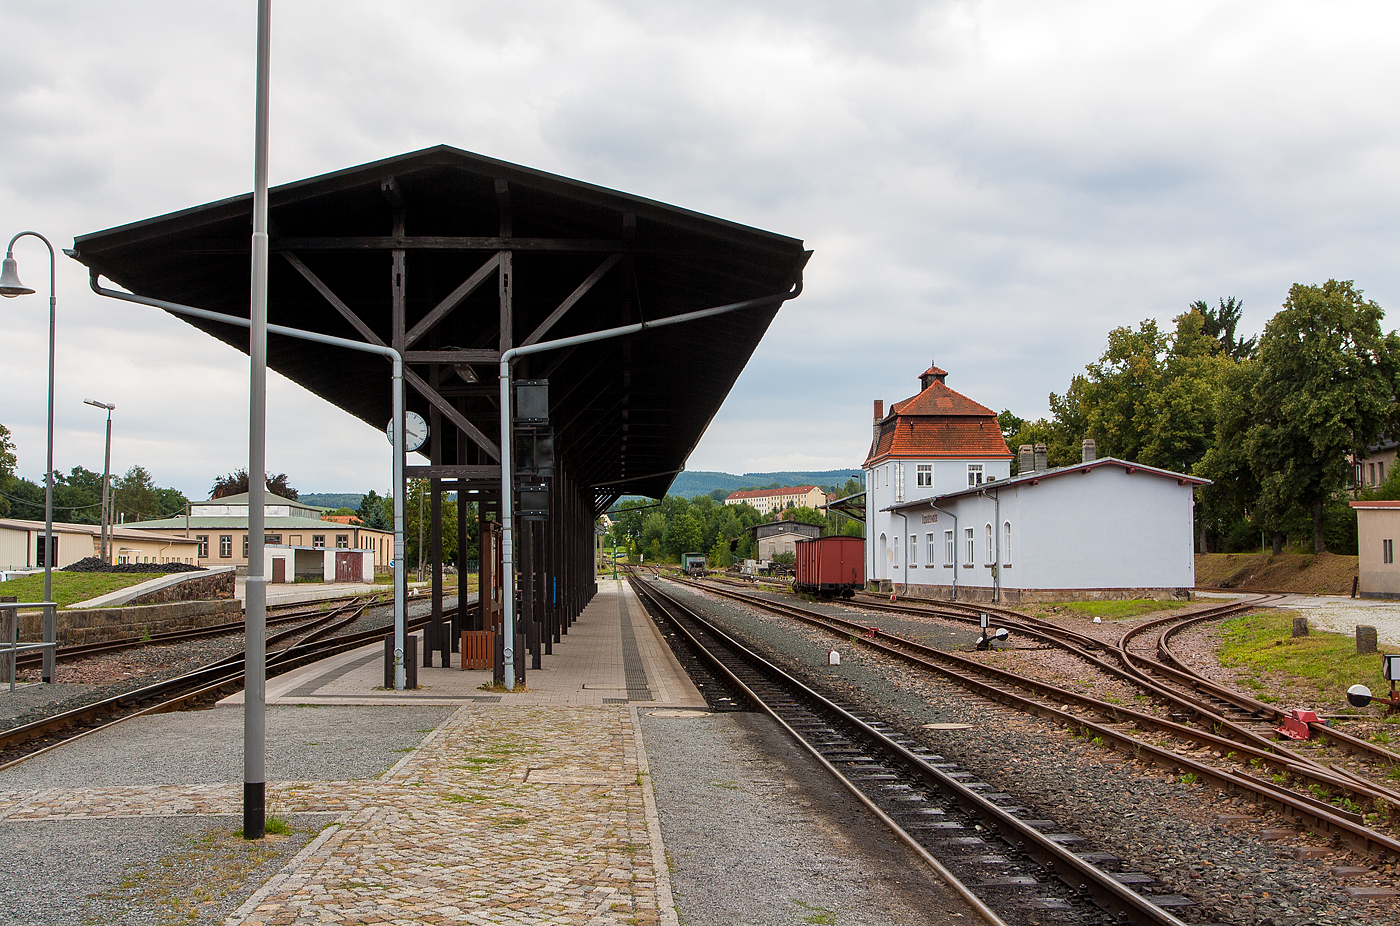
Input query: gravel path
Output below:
<box><xmin>656</xmin><ymin>579</ymin><xmax>1400</xmax><ymax>926</ymax></box>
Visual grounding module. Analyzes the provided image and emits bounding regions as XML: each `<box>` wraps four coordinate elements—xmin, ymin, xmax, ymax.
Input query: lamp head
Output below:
<box><xmin>83</xmin><ymin>398</ymin><xmax>115</xmax><ymax>411</ymax></box>
<box><xmin>0</xmin><ymin>256</ymin><xmax>35</xmax><ymax>297</ymax></box>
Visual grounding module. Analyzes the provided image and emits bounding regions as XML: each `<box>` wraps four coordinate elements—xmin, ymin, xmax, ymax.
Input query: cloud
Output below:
<box><xmin>1</xmin><ymin>1</ymin><xmax>1399</xmax><ymax>496</ymax></box>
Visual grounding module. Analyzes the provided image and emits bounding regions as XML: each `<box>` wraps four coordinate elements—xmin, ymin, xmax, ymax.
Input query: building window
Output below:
<box><xmin>985</xmin><ymin>523</ymin><xmax>994</xmax><ymax>564</ymax></box>
<box><xmin>964</xmin><ymin>527</ymin><xmax>974</xmax><ymax>566</ymax></box>
<box><xmin>944</xmin><ymin>530</ymin><xmax>954</xmax><ymax>565</ymax></box>
<box><xmin>968</xmin><ymin>464</ymin><xmax>983</xmax><ymax>487</ymax></box>
<box><xmin>1382</xmin><ymin>462</ymin><xmax>1388</xmax><ymax>484</ymax></box>
<box><xmin>1385</xmin><ymin>539</ymin><xmax>1394</xmax><ymax>565</ymax></box>
<box><xmin>895</xmin><ymin>465</ymin><xmax>905</xmax><ymax>502</ymax></box>
<box><xmin>243</xmin><ymin>535</ymin><xmax>249</xmax><ymax>558</ymax></box>
<box><xmin>195</xmin><ymin>535</ymin><xmax>209</xmax><ymax>558</ymax></box>
<box><xmin>916</xmin><ymin>464</ymin><xmax>932</xmax><ymax>488</ymax></box>
<box><xmin>1003</xmin><ymin>522</ymin><xmax>1012</xmax><ymax>566</ymax></box>
<box><xmin>926</xmin><ymin>533</ymin><xmax>935</xmax><ymax>566</ymax></box>
<box><xmin>219</xmin><ymin>535</ymin><xmax>233</xmax><ymax>558</ymax></box>
<box><xmin>313</xmin><ymin>535</ymin><xmax>326</xmax><ymax>549</ymax></box>
<box><xmin>265</xmin><ymin>534</ymin><xmax>282</xmax><ymax>545</ymax></box>
<box><xmin>909</xmin><ymin>534</ymin><xmax>917</xmax><ymax>565</ymax></box>
<box><xmin>336</xmin><ymin>534</ymin><xmax>349</xmax><ymax>549</ymax></box>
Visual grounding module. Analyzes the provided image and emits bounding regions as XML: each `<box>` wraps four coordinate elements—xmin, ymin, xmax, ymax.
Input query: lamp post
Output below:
<box><xmin>83</xmin><ymin>399</ymin><xmax>115</xmax><ymax>564</ymax></box>
<box><xmin>0</xmin><ymin>231</ymin><xmax>58</xmax><ymax>683</ymax></box>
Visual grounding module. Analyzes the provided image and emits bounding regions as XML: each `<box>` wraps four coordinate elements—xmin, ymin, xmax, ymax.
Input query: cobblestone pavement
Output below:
<box><xmin>1</xmin><ymin>704</ymin><xmax>673</xmax><ymax>926</ymax></box>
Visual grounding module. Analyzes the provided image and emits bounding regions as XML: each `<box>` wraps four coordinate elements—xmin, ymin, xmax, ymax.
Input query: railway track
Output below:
<box><xmin>667</xmin><ymin>573</ymin><xmax>1400</xmax><ymax>860</ymax></box>
<box><xmin>7</xmin><ymin>592</ymin><xmax>390</xmax><ymax>671</ymax></box>
<box><xmin>630</xmin><ymin>574</ymin><xmax>1198</xmax><ymax>926</ymax></box>
<box><xmin>0</xmin><ymin>598</ymin><xmax>443</xmax><ymax>771</ymax></box>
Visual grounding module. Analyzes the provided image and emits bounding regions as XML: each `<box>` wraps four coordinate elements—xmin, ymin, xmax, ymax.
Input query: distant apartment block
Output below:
<box><xmin>725</xmin><ymin>485</ymin><xmax>828</xmax><ymax>514</ymax></box>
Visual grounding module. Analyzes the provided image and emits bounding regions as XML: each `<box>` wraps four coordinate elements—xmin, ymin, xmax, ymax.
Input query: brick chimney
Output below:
<box><xmin>1081</xmin><ymin>438</ymin><xmax>1097</xmax><ymax>463</ymax></box>
<box><xmin>1019</xmin><ymin>444</ymin><xmax>1035</xmax><ymax>473</ymax></box>
<box><xmin>871</xmin><ymin>400</ymin><xmax>885</xmax><ymax>455</ymax></box>
<box><xmin>1034</xmin><ymin>443</ymin><xmax>1048</xmax><ymax>472</ymax></box>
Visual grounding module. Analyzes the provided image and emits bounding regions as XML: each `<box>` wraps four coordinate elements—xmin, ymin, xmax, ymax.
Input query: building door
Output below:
<box><xmin>335</xmin><ymin>551</ymin><xmax>357</xmax><ymax>583</ymax></box>
<box><xmin>272</xmin><ymin>558</ymin><xmax>286</xmax><ymax>584</ymax></box>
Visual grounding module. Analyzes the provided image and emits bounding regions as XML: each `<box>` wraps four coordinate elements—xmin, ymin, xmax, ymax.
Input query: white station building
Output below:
<box><xmin>864</xmin><ymin>365</ymin><xmax>1205</xmax><ymax>603</ymax></box>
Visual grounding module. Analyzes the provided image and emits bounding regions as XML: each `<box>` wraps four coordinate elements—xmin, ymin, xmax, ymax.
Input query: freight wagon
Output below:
<box><xmin>793</xmin><ymin>536</ymin><xmax>864</xmax><ymax>598</ymax></box>
<box><xmin>681</xmin><ymin>552</ymin><xmax>707</xmax><ymax>576</ymax></box>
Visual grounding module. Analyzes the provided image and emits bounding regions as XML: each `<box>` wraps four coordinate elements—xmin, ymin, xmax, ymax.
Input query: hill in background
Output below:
<box><xmin>666</xmin><ymin>469</ymin><xmax>863</xmax><ymax>499</ymax></box>
<box><xmin>299</xmin><ymin>493</ymin><xmax>365</xmax><ymax>511</ymax></box>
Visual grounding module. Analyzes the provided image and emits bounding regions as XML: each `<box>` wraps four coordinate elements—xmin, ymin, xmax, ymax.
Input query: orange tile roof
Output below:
<box><xmin>865</xmin><ymin>368</ymin><xmax>1011</xmax><ymax>465</ymax></box>
<box><xmin>726</xmin><ymin>485</ymin><xmax>822</xmax><ymax>501</ymax></box>
<box><xmin>890</xmin><ymin>378</ymin><xmax>996</xmax><ymax>417</ymax></box>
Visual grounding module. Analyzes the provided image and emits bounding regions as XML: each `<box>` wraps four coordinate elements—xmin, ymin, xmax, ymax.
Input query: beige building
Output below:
<box><xmin>1353</xmin><ymin>441</ymin><xmax>1399</xmax><ymax>493</ymax></box>
<box><xmin>0</xmin><ymin>518</ymin><xmax>201</xmax><ymax>572</ymax></box>
<box><xmin>125</xmin><ymin>492</ymin><xmax>394</xmax><ymax>575</ymax></box>
<box><xmin>1351</xmin><ymin>500</ymin><xmax>1400</xmax><ymax>598</ymax></box>
<box><xmin>725</xmin><ymin>485</ymin><xmax>828</xmax><ymax>515</ymax></box>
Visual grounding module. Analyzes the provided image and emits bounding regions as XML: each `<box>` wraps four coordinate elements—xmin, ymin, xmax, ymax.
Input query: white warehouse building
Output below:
<box><xmin>865</xmin><ymin>364</ymin><xmax>1206</xmax><ymax>602</ymax></box>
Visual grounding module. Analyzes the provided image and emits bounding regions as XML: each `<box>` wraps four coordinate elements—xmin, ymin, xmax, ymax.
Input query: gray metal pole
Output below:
<box><xmin>41</xmin><ymin>239</ymin><xmax>55</xmax><ymax>684</ymax></box>
<box><xmin>85</xmin><ymin>400</ymin><xmax>115</xmax><ymax>564</ymax></box>
<box><xmin>101</xmin><ymin>409</ymin><xmax>111</xmax><ymax>563</ymax></box>
<box><xmin>4</xmin><ymin>231</ymin><xmax>58</xmax><ymax>683</ymax></box>
<box><xmin>244</xmin><ymin>0</ymin><xmax>272</xmax><ymax>841</ymax></box>
<box><xmin>85</xmin><ymin>280</ymin><xmax>408</xmax><ymax>691</ymax></box>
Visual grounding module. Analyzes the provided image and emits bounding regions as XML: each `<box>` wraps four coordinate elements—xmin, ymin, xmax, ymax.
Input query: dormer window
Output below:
<box><xmin>968</xmin><ymin>464</ymin><xmax>983</xmax><ymax>487</ymax></box>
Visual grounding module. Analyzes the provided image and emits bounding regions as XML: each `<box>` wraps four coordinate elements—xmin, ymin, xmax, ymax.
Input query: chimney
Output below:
<box><xmin>1082</xmin><ymin>438</ymin><xmax>1097</xmax><ymax>463</ymax></box>
<box><xmin>872</xmin><ymin>399</ymin><xmax>885</xmax><ymax>452</ymax></box>
<box><xmin>1019</xmin><ymin>444</ymin><xmax>1035</xmax><ymax>473</ymax></box>
<box><xmin>1034</xmin><ymin>443</ymin><xmax>1048</xmax><ymax>472</ymax></box>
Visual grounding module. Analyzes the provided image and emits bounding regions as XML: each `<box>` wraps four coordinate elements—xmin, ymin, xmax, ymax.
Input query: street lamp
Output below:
<box><xmin>83</xmin><ymin>399</ymin><xmax>115</xmax><ymax>564</ymax></box>
<box><xmin>1</xmin><ymin>231</ymin><xmax>58</xmax><ymax>683</ymax></box>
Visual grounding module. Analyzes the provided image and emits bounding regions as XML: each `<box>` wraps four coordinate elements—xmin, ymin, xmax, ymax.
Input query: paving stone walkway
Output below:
<box><xmin>3</xmin><ymin>704</ymin><xmax>673</xmax><ymax>925</ymax></box>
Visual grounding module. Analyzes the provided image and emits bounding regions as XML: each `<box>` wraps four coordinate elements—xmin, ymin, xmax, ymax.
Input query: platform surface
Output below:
<box><xmin>220</xmin><ymin>578</ymin><xmax>703</xmax><ymax>708</ymax></box>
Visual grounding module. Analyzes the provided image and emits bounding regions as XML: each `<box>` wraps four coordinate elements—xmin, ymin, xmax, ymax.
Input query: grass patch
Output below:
<box><xmin>80</xmin><ymin>822</ymin><xmax>306</xmax><ymax>925</ymax></box>
<box><xmin>1059</xmin><ymin>599</ymin><xmax>1182</xmax><ymax>620</ymax></box>
<box><xmin>0</xmin><ymin>571</ymin><xmax>175</xmax><ymax>610</ymax></box>
<box><xmin>1218</xmin><ymin>611</ymin><xmax>1386</xmax><ymax>698</ymax></box>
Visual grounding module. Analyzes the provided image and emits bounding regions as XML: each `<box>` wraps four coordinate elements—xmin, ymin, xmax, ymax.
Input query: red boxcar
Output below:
<box><xmin>794</xmin><ymin>536</ymin><xmax>865</xmax><ymax>598</ymax></box>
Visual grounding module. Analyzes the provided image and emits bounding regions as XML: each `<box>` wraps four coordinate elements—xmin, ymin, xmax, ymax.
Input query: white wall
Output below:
<box><xmin>889</xmin><ymin>464</ymin><xmax>1196</xmax><ymax>593</ymax></box>
<box><xmin>864</xmin><ymin>457</ymin><xmax>1013</xmax><ymax>583</ymax></box>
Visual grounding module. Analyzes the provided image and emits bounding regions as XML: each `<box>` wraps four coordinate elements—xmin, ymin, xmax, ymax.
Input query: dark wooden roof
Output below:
<box><xmin>69</xmin><ymin>146</ymin><xmax>810</xmax><ymax>502</ymax></box>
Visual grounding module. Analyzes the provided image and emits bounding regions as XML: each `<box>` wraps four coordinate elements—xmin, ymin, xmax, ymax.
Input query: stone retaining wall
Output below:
<box><xmin>17</xmin><ymin>599</ymin><xmax>243</xmax><ymax>646</ymax></box>
<box><xmin>127</xmin><ymin>570</ymin><xmax>235</xmax><ymax>605</ymax></box>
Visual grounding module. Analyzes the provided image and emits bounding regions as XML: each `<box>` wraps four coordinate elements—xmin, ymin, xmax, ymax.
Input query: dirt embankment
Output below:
<box><xmin>1194</xmin><ymin>552</ymin><xmax>1358</xmax><ymax>596</ymax></box>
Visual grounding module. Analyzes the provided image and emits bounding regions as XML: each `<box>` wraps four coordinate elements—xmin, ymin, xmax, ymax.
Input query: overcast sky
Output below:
<box><xmin>2</xmin><ymin>1</ymin><xmax>1398</xmax><ymax>500</ymax></box>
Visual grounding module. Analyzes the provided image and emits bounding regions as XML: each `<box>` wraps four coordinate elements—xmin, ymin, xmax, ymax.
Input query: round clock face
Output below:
<box><xmin>386</xmin><ymin>411</ymin><xmax>430</xmax><ymax>452</ymax></box>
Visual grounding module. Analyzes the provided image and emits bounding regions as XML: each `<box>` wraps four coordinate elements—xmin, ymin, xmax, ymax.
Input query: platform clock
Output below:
<box><xmin>385</xmin><ymin>411</ymin><xmax>430</xmax><ymax>453</ymax></box>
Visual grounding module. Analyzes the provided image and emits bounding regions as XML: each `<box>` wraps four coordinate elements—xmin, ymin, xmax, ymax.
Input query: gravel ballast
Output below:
<box><xmin>651</xmin><ymin>579</ymin><xmax>1400</xmax><ymax>926</ymax></box>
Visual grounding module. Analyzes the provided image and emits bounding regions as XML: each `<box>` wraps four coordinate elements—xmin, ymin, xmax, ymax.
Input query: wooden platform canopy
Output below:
<box><xmin>69</xmin><ymin>145</ymin><xmax>809</xmax><ymax>668</ymax></box>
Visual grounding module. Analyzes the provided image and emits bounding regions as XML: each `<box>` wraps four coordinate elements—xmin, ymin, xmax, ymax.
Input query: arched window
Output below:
<box><xmin>985</xmin><ymin>523</ymin><xmax>993</xmax><ymax>564</ymax></box>
<box><xmin>1003</xmin><ymin>522</ymin><xmax>1012</xmax><ymax>567</ymax></box>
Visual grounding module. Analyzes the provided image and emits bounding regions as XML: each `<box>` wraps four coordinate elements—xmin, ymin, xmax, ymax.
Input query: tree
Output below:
<box><xmin>114</xmin><ymin>465</ymin><xmax>162</xmax><ymax>521</ymax></box>
<box><xmin>1243</xmin><ymin>280</ymin><xmax>1398</xmax><ymax>552</ymax></box>
<box><xmin>210</xmin><ymin>469</ymin><xmax>299</xmax><ymax>500</ymax></box>
<box><xmin>358</xmin><ymin>490</ymin><xmax>392</xmax><ymax>530</ymax></box>
<box><xmin>1190</xmin><ymin>297</ymin><xmax>1256</xmax><ymax>361</ymax></box>
<box><xmin>0</xmin><ymin>423</ymin><xmax>14</xmax><ymax>518</ymax></box>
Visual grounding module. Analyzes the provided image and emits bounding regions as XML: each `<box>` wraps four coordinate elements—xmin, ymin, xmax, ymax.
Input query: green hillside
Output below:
<box><xmin>666</xmin><ymin>469</ymin><xmax>863</xmax><ymax>499</ymax></box>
